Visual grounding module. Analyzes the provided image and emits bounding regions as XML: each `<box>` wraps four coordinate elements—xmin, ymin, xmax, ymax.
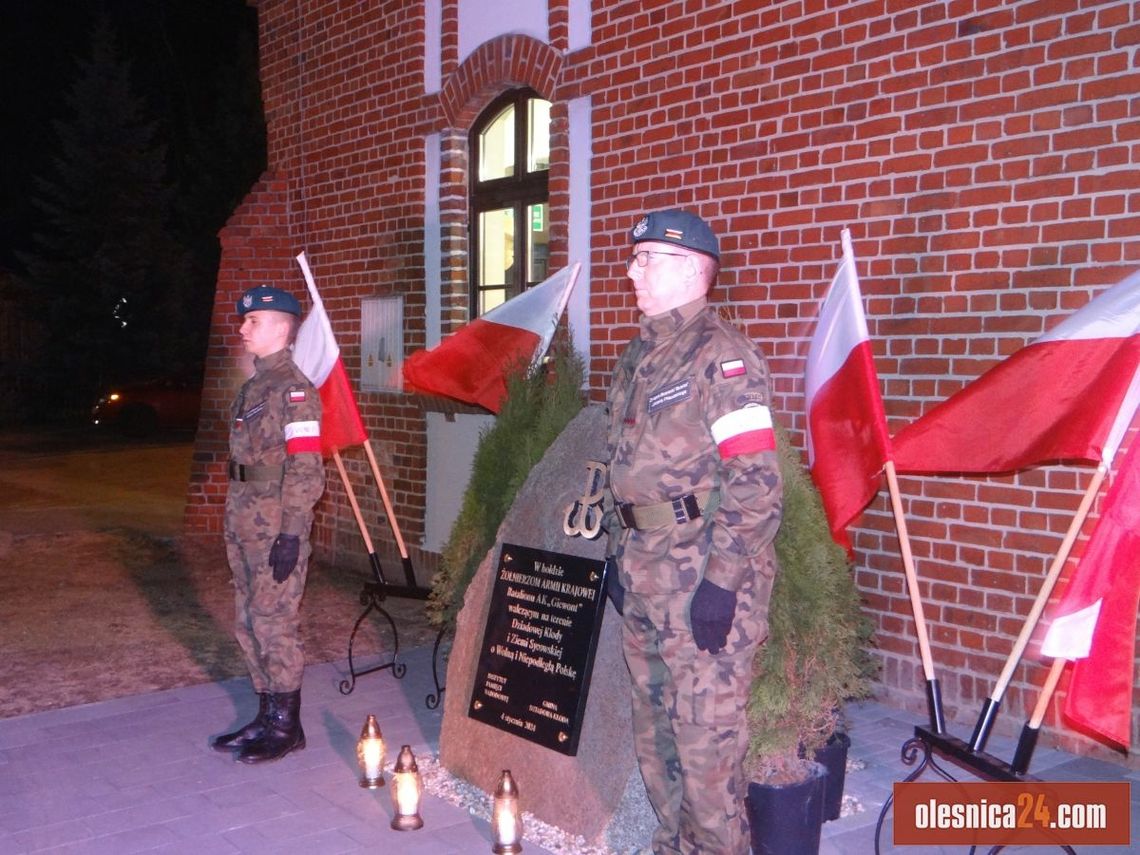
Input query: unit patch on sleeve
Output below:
<box><xmin>720</xmin><ymin>358</ymin><xmax>746</xmax><ymax>378</ymax></box>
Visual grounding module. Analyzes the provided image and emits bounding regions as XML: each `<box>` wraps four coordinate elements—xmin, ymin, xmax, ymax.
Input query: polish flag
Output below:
<box><xmin>803</xmin><ymin>229</ymin><xmax>892</xmax><ymax>550</ymax></box>
<box><xmin>1041</xmin><ymin>429</ymin><xmax>1140</xmax><ymax>747</ymax></box>
<box><xmin>403</xmin><ymin>263</ymin><xmax>580</xmax><ymax>413</ymax></box>
<box><xmin>292</xmin><ymin>252</ymin><xmax>369</xmax><ymax>457</ymax></box>
<box><xmin>892</xmin><ymin>270</ymin><xmax>1140</xmax><ymax>474</ymax></box>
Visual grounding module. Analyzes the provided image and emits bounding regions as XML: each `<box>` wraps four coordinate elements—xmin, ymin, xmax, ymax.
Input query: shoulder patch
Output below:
<box><xmin>720</xmin><ymin>358</ymin><xmax>746</xmax><ymax>378</ymax></box>
<box><xmin>289</xmin><ymin>389</ymin><xmax>307</xmax><ymax>403</ymax></box>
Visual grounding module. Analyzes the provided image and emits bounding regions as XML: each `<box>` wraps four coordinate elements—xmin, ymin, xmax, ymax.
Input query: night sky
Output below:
<box><xmin>0</xmin><ymin>0</ymin><xmax>262</xmax><ymax>270</ymax></box>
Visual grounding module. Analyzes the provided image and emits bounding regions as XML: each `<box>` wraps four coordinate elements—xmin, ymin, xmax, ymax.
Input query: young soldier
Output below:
<box><xmin>211</xmin><ymin>285</ymin><xmax>324</xmax><ymax>764</ymax></box>
<box><xmin>606</xmin><ymin>210</ymin><xmax>783</xmax><ymax>854</ymax></box>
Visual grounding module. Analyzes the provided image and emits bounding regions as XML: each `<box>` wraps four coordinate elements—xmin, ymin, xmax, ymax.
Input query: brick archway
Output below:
<box><xmin>440</xmin><ymin>34</ymin><xmax>564</xmax><ymax>129</ymax></box>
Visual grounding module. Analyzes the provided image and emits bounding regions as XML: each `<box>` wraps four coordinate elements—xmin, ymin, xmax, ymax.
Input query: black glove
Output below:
<box><xmin>690</xmin><ymin>579</ymin><xmax>737</xmax><ymax>654</ymax></box>
<box><xmin>268</xmin><ymin>534</ymin><xmax>300</xmax><ymax>583</ymax></box>
<box><xmin>606</xmin><ymin>567</ymin><xmax>625</xmax><ymax>616</ymax></box>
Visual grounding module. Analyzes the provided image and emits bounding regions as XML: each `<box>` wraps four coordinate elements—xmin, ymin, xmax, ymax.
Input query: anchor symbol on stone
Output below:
<box><xmin>562</xmin><ymin>460</ymin><xmax>606</xmax><ymax>540</ymax></box>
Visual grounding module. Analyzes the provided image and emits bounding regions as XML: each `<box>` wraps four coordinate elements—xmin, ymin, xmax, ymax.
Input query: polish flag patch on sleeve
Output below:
<box><xmin>720</xmin><ymin>358</ymin><xmax>746</xmax><ymax>378</ymax></box>
<box><xmin>289</xmin><ymin>390</ymin><xmax>307</xmax><ymax>403</ymax></box>
<box><xmin>711</xmin><ymin>405</ymin><xmax>775</xmax><ymax>458</ymax></box>
<box><xmin>284</xmin><ymin>420</ymin><xmax>322</xmax><ymax>454</ymax></box>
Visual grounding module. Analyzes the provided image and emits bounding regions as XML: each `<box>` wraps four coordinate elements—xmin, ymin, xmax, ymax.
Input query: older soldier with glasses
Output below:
<box><xmin>606</xmin><ymin>210</ymin><xmax>783</xmax><ymax>854</ymax></box>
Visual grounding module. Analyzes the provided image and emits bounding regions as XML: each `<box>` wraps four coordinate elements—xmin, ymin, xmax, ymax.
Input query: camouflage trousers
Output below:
<box><xmin>621</xmin><ymin>571</ymin><xmax>771</xmax><ymax>855</ymax></box>
<box><xmin>224</xmin><ymin>499</ymin><xmax>311</xmax><ymax>694</ymax></box>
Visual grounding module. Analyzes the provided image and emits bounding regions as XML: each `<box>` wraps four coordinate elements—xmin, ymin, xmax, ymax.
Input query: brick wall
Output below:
<box><xmin>191</xmin><ymin>0</ymin><xmax>1140</xmax><ymax>758</ymax></box>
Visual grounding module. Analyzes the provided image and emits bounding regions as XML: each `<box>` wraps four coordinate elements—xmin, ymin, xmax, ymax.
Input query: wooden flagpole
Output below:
<box><xmin>331</xmin><ymin>450</ymin><xmax>388</xmax><ymax>586</ymax></box>
<box><xmin>362</xmin><ymin>440</ymin><xmax>418</xmax><ymax>588</ymax></box>
<box><xmin>968</xmin><ymin>463</ymin><xmax>1108</xmax><ymax>751</ymax></box>
<box><xmin>1026</xmin><ymin>658</ymin><xmax>1068</xmax><ymax>731</ymax></box>
<box><xmin>294</xmin><ymin>250</ymin><xmax>421</xmax><ymax>594</ymax></box>
<box><xmin>885</xmin><ymin>459</ymin><xmax>946</xmax><ymax>732</ymax></box>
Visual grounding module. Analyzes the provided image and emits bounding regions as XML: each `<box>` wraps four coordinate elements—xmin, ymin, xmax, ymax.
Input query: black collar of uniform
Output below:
<box><xmin>639</xmin><ymin>296</ymin><xmax>707</xmax><ymax>343</ymax></box>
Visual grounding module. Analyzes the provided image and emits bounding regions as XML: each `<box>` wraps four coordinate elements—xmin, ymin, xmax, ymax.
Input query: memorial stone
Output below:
<box><xmin>439</xmin><ymin>405</ymin><xmax>654</xmax><ymax>845</ymax></box>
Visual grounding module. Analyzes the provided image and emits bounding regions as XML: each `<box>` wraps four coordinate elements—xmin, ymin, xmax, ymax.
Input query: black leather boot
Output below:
<box><xmin>211</xmin><ymin>692</ymin><xmax>271</xmax><ymax>752</ymax></box>
<box><xmin>236</xmin><ymin>690</ymin><xmax>305</xmax><ymax>764</ymax></box>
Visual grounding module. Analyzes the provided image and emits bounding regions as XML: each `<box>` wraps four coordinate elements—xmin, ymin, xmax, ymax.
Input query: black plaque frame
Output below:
<box><xmin>468</xmin><ymin>543</ymin><xmax>609</xmax><ymax>755</ymax></box>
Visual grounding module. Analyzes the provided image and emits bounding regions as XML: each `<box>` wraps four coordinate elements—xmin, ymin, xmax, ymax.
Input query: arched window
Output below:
<box><xmin>469</xmin><ymin>89</ymin><xmax>551</xmax><ymax>316</ymax></box>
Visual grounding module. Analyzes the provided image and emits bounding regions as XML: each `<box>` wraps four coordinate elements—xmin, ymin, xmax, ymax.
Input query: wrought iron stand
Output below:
<box><xmin>338</xmin><ymin>581</ymin><xmax>406</xmax><ymax>694</ymax></box>
<box><xmin>425</xmin><ymin>619</ymin><xmax>454</xmax><ymax>709</ymax></box>
<box><xmin>874</xmin><ymin>725</ymin><xmax>1077</xmax><ymax>855</ymax></box>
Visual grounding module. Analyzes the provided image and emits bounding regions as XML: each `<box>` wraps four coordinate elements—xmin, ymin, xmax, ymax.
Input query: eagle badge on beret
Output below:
<box><xmin>632</xmin><ymin>217</ymin><xmax>649</xmax><ymax>238</ymax></box>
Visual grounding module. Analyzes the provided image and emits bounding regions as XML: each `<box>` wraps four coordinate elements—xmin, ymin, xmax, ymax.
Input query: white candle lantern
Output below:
<box><xmin>491</xmin><ymin>769</ymin><xmax>522</xmax><ymax>853</ymax></box>
<box><xmin>355</xmin><ymin>714</ymin><xmax>386</xmax><ymax>789</ymax></box>
<box><xmin>390</xmin><ymin>744</ymin><xmax>424</xmax><ymax>830</ymax></box>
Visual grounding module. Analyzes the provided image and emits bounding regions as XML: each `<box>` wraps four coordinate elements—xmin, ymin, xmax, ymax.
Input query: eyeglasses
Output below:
<box><xmin>627</xmin><ymin>249</ymin><xmax>689</xmax><ymax>268</ymax></box>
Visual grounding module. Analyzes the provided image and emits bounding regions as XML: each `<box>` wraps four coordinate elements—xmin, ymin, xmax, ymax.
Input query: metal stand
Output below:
<box><xmin>338</xmin><ymin>582</ymin><xmax>406</xmax><ymax>694</ymax></box>
<box><xmin>874</xmin><ymin>726</ymin><xmax>1078</xmax><ymax>855</ymax></box>
<box><xmin>425</xmin><ymin>620</ymin><xmax>454</xmax><ymax>710</ymax></box>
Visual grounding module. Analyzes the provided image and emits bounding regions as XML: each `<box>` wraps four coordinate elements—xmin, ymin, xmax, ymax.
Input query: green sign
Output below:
<box><xmin>531</xmin><ymin>204</ymin><xmax>544</xmax><ymax>232</ymax></box>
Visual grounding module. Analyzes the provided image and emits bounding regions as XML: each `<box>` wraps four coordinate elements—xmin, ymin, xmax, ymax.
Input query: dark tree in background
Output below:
<box><xmin>20</xmin><ymin>17</ymin><xmax>184</xmax><ymax>406</ymax></box>
<box><xmin>2</xmin><ymin>1</ymin><xmax>265</xmax><ymax>422</ymax></box>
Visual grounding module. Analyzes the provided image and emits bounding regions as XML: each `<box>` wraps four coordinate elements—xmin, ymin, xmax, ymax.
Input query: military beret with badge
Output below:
<box><xmin>630</xmin><ymin>209</ymin><xmax>720</xmax><ymax>260</ymax></box>
<box><xmin>237</xmin><ymin>285</ymin><xmax>302</xmax><ymax>317</ymax></box>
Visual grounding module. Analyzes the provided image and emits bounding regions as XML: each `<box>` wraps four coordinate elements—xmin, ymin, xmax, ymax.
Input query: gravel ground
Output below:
<box><xmin>417</xmin><ymin>753</ymin><xmax>623</xmax><ymax>854</ymax></box>
<box><xmin>417</xmin><ymin>751</ymin><xmax>865</xmax><ymax>855</ymax></box>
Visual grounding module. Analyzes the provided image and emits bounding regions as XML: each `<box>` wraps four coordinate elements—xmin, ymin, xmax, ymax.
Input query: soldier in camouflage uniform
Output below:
<box><xmin>606</xmin><ymin>210</ymin><xmax>782</xmax><ymax>854</ymax></box>
<box><xmin>211</xmin><ymin>285</ymin><xmax>325</xmax><ymax>764</ymax></box>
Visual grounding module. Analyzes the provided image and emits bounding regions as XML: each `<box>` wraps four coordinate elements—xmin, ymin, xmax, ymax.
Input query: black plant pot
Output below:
<box><xmin>745</xmin><ymin>760</ymin><xmax>827</xmax><ymax>855</ymax></box>
<box><xmin>813</xmin><ymin>731</ymin><xmax>850</xmax><ymax>822</ymax></box>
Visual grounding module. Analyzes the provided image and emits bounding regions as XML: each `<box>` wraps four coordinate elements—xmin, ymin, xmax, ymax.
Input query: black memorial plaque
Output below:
<box><xmin>468</xmin><ymin>543</ymin><xmax>609</xmax><ymax>755</ymax></box>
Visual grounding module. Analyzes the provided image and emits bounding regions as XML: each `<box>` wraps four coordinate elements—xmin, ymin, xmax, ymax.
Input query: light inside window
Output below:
<box><xmin>479</xmin><ymin>105</ymin><xmax>515</xmax><ymax>182</ymax></box>
<box><xmin>527</xmin><ymin>99</ymin><xmax>551</xmax><ymax>173</ymax></box>
<box><xmin>479</xmin><ymin>208</ymin><xmax>514</xmax><ymax>315</ymax></box>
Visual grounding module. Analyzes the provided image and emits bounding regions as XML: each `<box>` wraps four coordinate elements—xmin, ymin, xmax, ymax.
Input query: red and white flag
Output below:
<box><xmin>804</xmin><ymin>229</ymin><xmax>892</xmax><ymax>550</ymax></box>
<box><xmin>1041</xmin><ymin>431</ymin><xmax>1140</xmax><ymax>747</ymax></box>
<box><xmin>892</xmin><ymin>270</ymin><xmax>1140</xmax><ymax>474</ymax></box>
<box><xmin>403</xmin><ymin>263</ymin><xmax>580</xmax><ymax>413</ymax></box>
<box><xmin>292</xmin><ymin>252</ymin><xmax>369</xmax><ymax>457</ymax></box>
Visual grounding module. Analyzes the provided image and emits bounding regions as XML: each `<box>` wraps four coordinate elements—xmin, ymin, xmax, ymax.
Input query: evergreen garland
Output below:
<box><xmin>427</xmin><ymin>344</ymin><xmax>585</xmax><ymax>627</ymax></box>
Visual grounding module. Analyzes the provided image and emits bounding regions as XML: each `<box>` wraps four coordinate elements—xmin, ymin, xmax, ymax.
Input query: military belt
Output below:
<box><xmin>616</xmin><ymin>489</ymin><xmax>715</xmax><ymax>530</ymax></box>
<box><xmin>228</xmin><ymin>461</ymin><xmax>284</xmax><ymax>482</ymax></box>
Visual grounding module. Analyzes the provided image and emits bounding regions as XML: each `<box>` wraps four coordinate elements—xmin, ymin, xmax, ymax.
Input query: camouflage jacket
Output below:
<box><xmin>606</xmin><ymin>297</ymin><xmax>782</xmax><ymax>594</ymax></box>
<box><xmin>228</xmin><ymin>348</ymin><xmax>325</xmax><ymax>536</ymax></box>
